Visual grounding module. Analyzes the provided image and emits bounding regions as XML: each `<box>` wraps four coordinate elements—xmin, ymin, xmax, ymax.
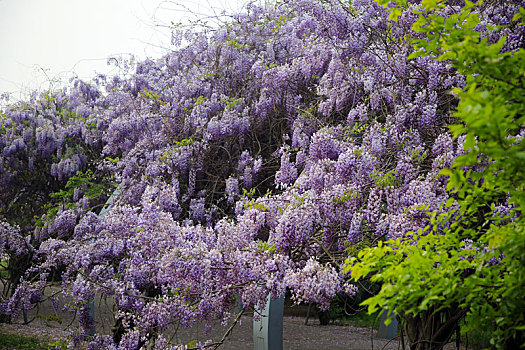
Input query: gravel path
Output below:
<box><xmin>0</xmin><ymin>317</ymin><xmax>401</xmax><ymax>350</ymax></box>
<box><xmin>0</xmin><ymin>315</ymin><xmax>466</xmax><ymax>350</ymax></box>
<box><xmin>171</xmin><ymin>315</ymin><xmax>404</xmax><ymax>350</ymax></box>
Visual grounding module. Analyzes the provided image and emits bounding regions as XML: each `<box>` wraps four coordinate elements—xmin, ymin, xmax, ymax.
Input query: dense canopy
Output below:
<box><xmin>0</xmin><ymin>0</ymin><xmax>523</xmax><ymax>349</ymax></box>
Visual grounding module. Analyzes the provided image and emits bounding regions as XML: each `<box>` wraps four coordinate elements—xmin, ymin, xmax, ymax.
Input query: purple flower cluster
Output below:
<box><xmin>285</xmin><ymin>258</ymin><xmax>349</xmax><ymax>310</ymax></box>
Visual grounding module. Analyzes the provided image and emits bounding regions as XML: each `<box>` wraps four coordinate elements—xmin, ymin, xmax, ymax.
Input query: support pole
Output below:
<box><xmin>253</xmin><ymin>294</ymin><xmax>284</xmax><ymax>350</ymax></box>
<box><xmin>86</xmin><ymin>298</ymin><xmax>95</xmax><ymax>337</ymax></box>
<box><xmin>304</xmin><ymin>303</ymin><xmax>312</xmax><ymax>325</ymax></box>
<box><xmin>87</xmin><ymin>186</ymin><xmax>121</xmax><ymax>337</ymax></box>
<box><xmin>377</xmin><ymin>308</ymin><xmax>398</xmax><ymax>340</ymax></box>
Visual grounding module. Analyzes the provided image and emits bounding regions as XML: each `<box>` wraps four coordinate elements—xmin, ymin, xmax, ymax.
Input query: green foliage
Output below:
<box><xmin>241</xmin><ymin>187</ymin><xmax>256</xmax><ymax>198</ymax></box>
<box><xmin>186</xmin><ymin>340</ymin><xmax>199</xmax><ymax>348</ymax></box>
<box><xmin>463</xmin><ymin>326</ymin><xmax>492</xmax><ymax>349</ymax></box>
<box><xmin>105</xmin><ymin>156</ymin><xmax>119</xmax><ymax>164</ymax></box>
<box><xmin>139</xmin><ymin>88</ymin><xmax>162</xmax><ymax>101</ymax></box>
<box><xmin>224</xmin><ymin>38</ymin><xmax>249</xmax><ymax>50</ymax></box>
<box><xmin>347</xmin><ymin>0</ymin><xmax>525</xmax><ymax>348</ymax></box>
<box><xmin>344</xmin><ymin>122</ymin><xmax>368</xmax><ymax>137</ymax></box>
<box><xmin>50</xmin><ymin>170</ymin><xmax>106</xmax><ymax>202</ymax></box>
<box><xmin>36</xmin><ymin>313</ymin><xmax>62</xmax><ymax>326</ymax></box>
<box><xmin>194</xmin><ymin>95</ymin><xmax>208</xmax><ymax>106</ymax></box>
<box><xmin>344</xmin><ymin>309</ymin><xmax>380</xmax><ymax>329</ymax></box>
<box><xmin>347</xmin><ymin>213</ymin><xmax>472</xmax><ymax>315</ymax></box>
<box><xmin>257</xmin><ymin>241</ymin><xmax>276</xmax><ymax>254</ymax></box>
<box><xmin>273</xmin><ymin>14</ymin><xmax>290</xmax><ymax>32</ymax></box>
<box><xmin>139</xmin><ymin>88</ymin><xmax>167</xmax><ymax>109</ymax></box>
<box><xmin>332</xmin><ymin>189</ymin><xmax>361</xmax><ymax>204</ymax></box>
<box><xmin>243</xmin><ymin>201</ymin><xmax>268</xmax><ymax>211</ymax></box>
<box><xmin>221</xmin><ymin>97</ymin><xmax>243</xmax><ymax>110</ymax></box>
<box><xmin>160</xmin><ymin>138</ymin><xmax>194</xmax><ymax>162</ymax></box>
<box><xmin>36</xmin><ymin>170</ymin><xmax>108</xmax><ymax>226</ymax></box>
<box><xmin>242</xmin><ymin>188</ymin><xmax>270</xmax><ymax>211</ymax></box>
<box><xmin>370</xmin><ymin>169</ymin><xmax>399</xmax><ymax>189</ymax></box>
<box><xmin>47</xmin><ymin>340</ymin><xmax>67</xmax><ymax>350</ymax></box>
<box><xmin>32</xmin><ymin>169</ymin><xmax>111</xmax><ymax>231</ymax></box>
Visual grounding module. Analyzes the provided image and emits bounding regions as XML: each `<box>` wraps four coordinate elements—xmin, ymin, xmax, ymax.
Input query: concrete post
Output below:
<box><xmin>377</xmin><ymin>308</ymin><xmax>398</xmax><ymax>340</ymax></box>
<box><xmin>253</xmin><ymin>294</ymin><xmax>284</xmax><ymax>350</ymax></box>
<box><xmin>87</xmin><ymin>186</ymin><xmax>121</xmax><ymax>337</ymax></box>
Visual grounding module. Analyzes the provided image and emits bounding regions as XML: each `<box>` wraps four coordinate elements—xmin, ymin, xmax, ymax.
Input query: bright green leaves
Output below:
<box><xmin>160</xmin><ymin>138</ymin><xmax>195</xmax><ymax>163</ymax></box>
<box><xmin>395</xmin><ymin>0</ymin><xmax>485</xmax><ymax>62</ymax></box>
<box><xmin>139</xmin><ymin>88</ymin><xmax>167</xmax><ymax>108</ymax></box>
<box><xmin>421</xmin><ymin>0</ymin><xmax>441</xmax><ymax>11</ymax></box>
<box><xmin>257</xmin><ymin>241</ymin><xmax>276</xmax><ymax>254</ymax></box>
<box><xmin>194</xmin><ymin>95</ymin><xmax>208</xmax><ymax>106</ymax></box>
<box><xmin>375</xmin><ymin>0</ymin><xmax>406</xmax><ymax>7</ymax></box>
<box><xmin>346</xmin><ymin>223</ymin><xmax>481</xmax><ymax>321</ymax></box>
<box><xmin>332</xmin><ymin>189</ymin><xmax>360</xmax><ymax>204</ymax></box>
<box><xmin>388</xmin><ymin>7</ymin><xmax>402</xmax><ymax>21</ymax></box>
<box><xmin>46</xmin><ymin>169</ymin><xmax>111</xmax><ymax>219</ymax></box>
<box><xmin>513</xmin><ymin>6</ymin><xmax>525</xmax><ymax>22</ymax></box>
<box><xmin>224</xmin><ymin>37</ymin><xmax>249</xmax><ymax>50</ymax></box>
<box><xmin>369</xmin><ymin>168</ymin><xmax>399</xmax><ymax>188</ymax></box>
<box><xmin>272</xmin><ymin>14</ymin><xmax>290</xmax><ymax>33</ymax></box>
<box><xmin>221</xmin><ymin>96</ymin><xmax>243</xmax><ymax>110</ymax></box>
<box><xmin>360</xmin><ymin>1</ymin><xmax>525</xmax><ymax>345</ymax></box>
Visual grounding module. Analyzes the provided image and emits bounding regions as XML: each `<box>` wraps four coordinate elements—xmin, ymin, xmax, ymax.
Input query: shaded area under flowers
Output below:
<box><xmin>0</xmin><ymin>288</ymin><xmax>466</xmax><ymax>350</ymax></box>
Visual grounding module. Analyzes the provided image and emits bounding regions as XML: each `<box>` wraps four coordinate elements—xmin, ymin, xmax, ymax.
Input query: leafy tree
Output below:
<box><xmin>347</xmin><ymin>1</ymin><xmax>525</xmax><ymax>349</ymax></box>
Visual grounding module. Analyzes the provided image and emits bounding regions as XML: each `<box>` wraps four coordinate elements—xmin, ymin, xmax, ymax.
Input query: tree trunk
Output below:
<box><xmin>403</xmin><ymin>305</ymin><xmax>467</xmax><ymax>350</ymax></box>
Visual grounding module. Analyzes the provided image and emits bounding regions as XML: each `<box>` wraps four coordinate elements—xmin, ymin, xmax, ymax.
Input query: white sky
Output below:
<box><xmin>0</xmin><ymin>0</ymin><xmax>250</xmax><ymax>102</ymax></box>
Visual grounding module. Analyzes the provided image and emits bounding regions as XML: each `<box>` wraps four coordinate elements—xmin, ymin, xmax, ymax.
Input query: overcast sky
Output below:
<box><xmin>0</xmin><ymin>0</ymin><xmax>249</xmax><ymax>101</ymax></box>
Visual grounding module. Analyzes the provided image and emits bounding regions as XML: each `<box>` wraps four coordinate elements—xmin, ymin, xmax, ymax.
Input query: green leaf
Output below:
<box><xmin>388</xmin><ymin>8</ymin><xmax>402</xmax><ymax>21</ymax></box>
<box><xmin>407</xmin><ymin>51</ymin><xmax>426</xmax><ymax>60</ymax></box>
<box><xmin>421</xmin><ymin>0</ymin><xmax>439</xmax><ymax>11</ymax></box>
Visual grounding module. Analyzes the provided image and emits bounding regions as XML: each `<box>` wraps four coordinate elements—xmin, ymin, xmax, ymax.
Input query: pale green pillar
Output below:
<box><xmin>87</xmin><ymin>186</ymin><xmax>121</xmax><ymax>337</ymax></box>
<box><xmin>253</xmin><ymin>294</ymin><xmax>284</xmax><ymax>350</ymax></box>
<box><xmin>377</xmin><ymin>308</ymin><xmax>398</xmax><ymax>339</ymax></box>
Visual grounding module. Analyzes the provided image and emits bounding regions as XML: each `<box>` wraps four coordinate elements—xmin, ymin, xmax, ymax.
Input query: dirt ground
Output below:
<box><xmin>0</xmin><ymin>315</ymin><xmax>408</xmax><ymax>350</ymax></box>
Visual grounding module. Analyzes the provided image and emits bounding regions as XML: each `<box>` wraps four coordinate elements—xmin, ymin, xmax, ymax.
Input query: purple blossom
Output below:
<box><xmin>275</xmin><ymin>151</ymin><xmax>298</xmax><ymax>188</ymax></box>
<box><xmin>189</xmin><ymin>198</ymin><xmax>206</xmax><ymax>223</ymax></box>
<box><xmin>285</xmin><ymin>258</ymin><xmax>341</xmax><ymax>310</ymax></box>
<box><xmin>53</xmin><ymin>210</ymin><xmax>77</xmax><ymax>238</ymax></box>
<box><xmin>225</xmin><ymin>176</ymin><xmax>239</xmax><ymax>204</ymax></box>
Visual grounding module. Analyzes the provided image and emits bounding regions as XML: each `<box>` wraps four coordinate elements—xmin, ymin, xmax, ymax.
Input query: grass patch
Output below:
<box><xmin>347</xmin><ymin>310</ymin><xmax>380</xmax><ymax>328</ymax></box>
<box><xmin>0</xmin><ymin>333</ymin><xmax>49</xmax><ymax>350</ymax></box>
